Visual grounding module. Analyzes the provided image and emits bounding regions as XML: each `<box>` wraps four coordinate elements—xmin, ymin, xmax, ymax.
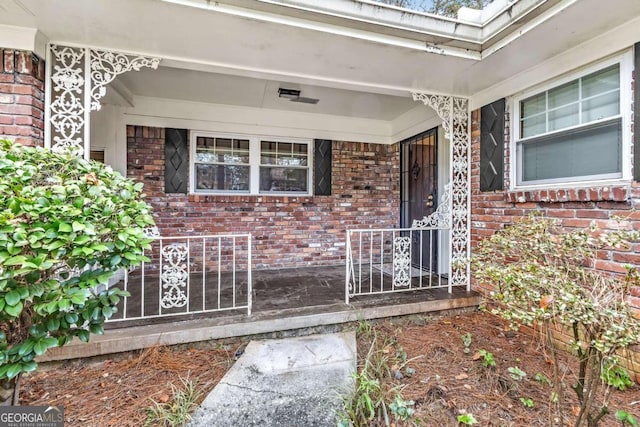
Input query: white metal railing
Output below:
<box><xmin>345</xmin><ymin>227</ymin><xmax>452</xmax><ymax>304</ymax></box>
<box><xmin>106</xmin><ymin>233</ymin><xmax>252</xmax><ymax>323</ymax></box>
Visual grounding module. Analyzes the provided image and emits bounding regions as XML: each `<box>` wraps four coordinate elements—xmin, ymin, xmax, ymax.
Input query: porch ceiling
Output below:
<box><xmin>115</xmin><ymin>67</ymin><xmax>418</xmax><ymax>121</ymax></box>
<box><xmin>1</xmin><ymin>0</ymin><xmax>639</xmax><ymax>107</ymax></box>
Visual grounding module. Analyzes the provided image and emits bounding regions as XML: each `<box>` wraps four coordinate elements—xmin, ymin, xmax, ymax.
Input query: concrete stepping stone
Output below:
<box><xmin>189</xmin><ymin>331</ymin><xmax>356</xmax><ymax>427</ymax></box>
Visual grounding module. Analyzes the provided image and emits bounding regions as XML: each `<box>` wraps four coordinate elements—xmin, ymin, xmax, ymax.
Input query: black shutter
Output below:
<box><xmin>480</xmin><ymin>99</ymin><xmax>505</xmax><ymax>192</ymax></box>
<box><xmin>635</xmin><ymin>43</ymin><xmax>640</xmax><ymax>182</ymax></box>
<box><xmin>314</xmin><ymin>139</ymin><xmax>332</xmax><ymax>195</ymax></box>
<box><xmin>165</xmin><ymin>128</ymin><xmax>188</xmax><ymax>194</ymax></box>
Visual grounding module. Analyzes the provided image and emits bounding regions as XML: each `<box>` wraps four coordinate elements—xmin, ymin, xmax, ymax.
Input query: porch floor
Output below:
<box><xmin>42</xmin><ymin>265</ymin><xmax>481</xmax><ymax>361</ymax></box>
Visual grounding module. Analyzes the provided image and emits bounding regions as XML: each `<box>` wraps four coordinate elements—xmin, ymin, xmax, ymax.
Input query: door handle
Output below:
<box><xmin>426</xmin><ymin>194</ymin><xmax>434</xmax><ymax>207</ymax></box>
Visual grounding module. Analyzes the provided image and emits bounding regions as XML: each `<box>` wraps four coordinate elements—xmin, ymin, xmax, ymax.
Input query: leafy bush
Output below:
<box><xmin>474</xmin><ymin>215</ymin><xmax>640</xmax><ymax>427</ymax></box>
<box><xmin>0</xmin><ymin>140</ymin><xmax>154</xmax><ymax>399</ymax></box>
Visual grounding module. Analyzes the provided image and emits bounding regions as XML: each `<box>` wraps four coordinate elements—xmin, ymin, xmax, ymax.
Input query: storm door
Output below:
<box><xmin>400</xmin><ymin>128</ymin><xmax>438</xmax><ymax>271</ymax></box>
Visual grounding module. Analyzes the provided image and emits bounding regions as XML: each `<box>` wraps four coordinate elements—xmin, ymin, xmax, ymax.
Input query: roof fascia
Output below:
<box><xmin>159</xmin><ymin>0</ymin><xmax>571</xmax><ymax>59</ymax></box>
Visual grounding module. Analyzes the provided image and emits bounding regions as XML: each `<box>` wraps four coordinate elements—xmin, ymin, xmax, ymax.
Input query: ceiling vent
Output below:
<box><xmin>278</xmin><ymin>87</ymin><xmax>319</xmax><ymax>104</ymax></box>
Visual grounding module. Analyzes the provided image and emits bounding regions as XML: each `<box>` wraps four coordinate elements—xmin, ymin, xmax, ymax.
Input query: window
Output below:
<box><xmin>514</xmin><ymin>54</ymin><xmax>631</xmax><ymax>187</ymax></box>
<box><xmin>191</xmin><ymin>132</ymin><xmax>312</xmax><ymax>195</ymax></box>
<box><xmin>194</xmin><ymin>137</ymin><xmax>250</xmax><ymax>192</ymax></box>
<box><xmin>260</xmin><ymin>141</ymin><xmax>308</xmax><ymax>192</ymax></box>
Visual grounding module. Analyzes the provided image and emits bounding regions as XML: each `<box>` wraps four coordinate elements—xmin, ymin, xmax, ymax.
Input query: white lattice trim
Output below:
<box><xmin>412</xmin><ymin>92</ymin><xmax>470</xmax><ymax>289</ymax></box>
<box><xmin>392</xmin><ymin>236</ymin><xmax>411</xmax><ymax>288</ymax></box>
<box><xmin>90</xmin><ymin>50</ymin><xmax>160</xmax><ymax>111</ymax></box>
<box><xmin>412</xmin><ymin>183</ymin><xmax>451</xmax><ymax>229</ymax></box>
<box><xmin>47</xmin><ymin>44</ymin><xmax>161</xmax><ymax>156</ymax></box>
<box><xmin>160</xmin><ymin>243</ymin><xmax>189</xmax><ymax>309</ymax></box>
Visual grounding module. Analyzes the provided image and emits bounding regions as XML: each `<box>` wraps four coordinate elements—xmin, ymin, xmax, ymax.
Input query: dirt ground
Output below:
<box><xmin>20</xmin><ymin>341</ymin><xmax>239</xmax><ymax>426</ymax></box>
<box><xmin>19</xmin><ymin>310</ymin><xmax>640</xmax><ymax>426</ymax></box>
<box><xmin>366</xmin><ymin>311</ymin><xmax>640</xmax><ymax>427</ymax></box>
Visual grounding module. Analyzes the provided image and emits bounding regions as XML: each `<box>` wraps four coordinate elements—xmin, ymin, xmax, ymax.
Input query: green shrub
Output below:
<box><xmin>474</xmin><ymin>215</ymin><xmax>640</xmax><ymax>427</ymax></box>
<box><xmin>0</xmin><ymin>140</ymin><xmax>154</xmax><ymax>392</ymax></box>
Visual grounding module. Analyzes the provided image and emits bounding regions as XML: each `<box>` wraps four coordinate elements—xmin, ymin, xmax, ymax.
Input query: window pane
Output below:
<box><xmin>195</xmin><ymin>164</ymin><xmax>249</xmax><ymax>191</ymax></box>
<box><xmin>548</xmin><ymin>103</ymin><xmax>579</xmax><ymax>132</ymax></box>
<box><xmin>548</xmin><ymin>80</ymin><xmax>578</xmax><ymax>109</ymax></box>
<box><xmin>521</xmin><ymin>93</ymin><xmax>546</xmax><ymax>118</ymax></box>
<box><xmin>582</xmin><ymin>91</ymin><xmax>619</xmax><ymax>122</ymax></box>
<box><xmin>582</xmin><ymin>65</ymin><xmax>619</xmax><ymax>98</ymax></box>
<box><xmin>260</xmin><ymin>141</ymin><xmax>308</xmax><ymax>166</ymax></box>
<box><xmin>196</xmin><ymin>137</ymin><xmax>214</xmax><ymax>149</ymax></box>
<box><xmin>292</xmin><ymin>143</ymin><xmax>307</xmax><ymax>154</ymax></box>
<box><xmin>521</xmin><ymin>119</ymin><xmax>621</xmax><ymax>182</ymax></box>
<box><xmin>278</xmin><ymin>142</ymin><xmax>293</xmax><ymax>154</ymax></box>
<box><xmin>261</xmin><ymin>153</ymin><xmax>277</xmax><ymax>165</ymax></box>
<box><xmin>521</xmin><ymin>114</ymin><xmax>546</xmax><ymax>138</ymax></box>
<box><xmin>195</xmin><ymin>151</ymin><xmax>249</xmax><ymax>164</ymax></box>
<box><xmin>261</xmin><ymin>141</ymin><xmax>276</xmax><ymax>152</ymax></box>
<box><xmin>196</xmin><ymin>137</ymin><xmax>249</xmax><ymax>164</ymax></box>
<box><xmin>234</xmin><ymin>140</ymin><xmax>249</xmax><ymax>151</ymax></box>
<box><xmin>216</xmin><ymin>138</ymin><xmax>232</xmax><ymax>150</ymax></box>
<box><xmin>259</xmin><ymin>167</ymin><xmax>308</xmax><ymax>192</ymax></box>
<box><xmin>277</xmin><ymin>156</ymin><xmax>307</xmax><ymax>166</ymax></box>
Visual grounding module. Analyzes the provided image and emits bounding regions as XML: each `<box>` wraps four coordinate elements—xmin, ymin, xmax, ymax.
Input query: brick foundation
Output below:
<box><xmin>127</xmin><ymin>125</ymin><xmax>400</xmax><ymax>269</ymax></box>
<box><xmin>0</xmin><ymin>48</ymin><xmax>45</xmax><ymax>147</ymax></box>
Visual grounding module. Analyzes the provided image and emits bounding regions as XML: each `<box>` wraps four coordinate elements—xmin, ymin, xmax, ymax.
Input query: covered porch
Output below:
<box><xmin>43</xmin><ymin>263</ymin><xmax>480</xmax><ymax>361</ymax></box>
<box><xmin>5</xmin><ymin>0</ymin><xmax>501</xmax><ymax>359</ymax></box>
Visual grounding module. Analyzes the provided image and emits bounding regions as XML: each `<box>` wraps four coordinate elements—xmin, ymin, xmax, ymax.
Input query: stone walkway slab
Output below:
<box><xmin>189</xmin><ymin>331</ymin><xmax>356</xmax><ymax>427</ymax></box>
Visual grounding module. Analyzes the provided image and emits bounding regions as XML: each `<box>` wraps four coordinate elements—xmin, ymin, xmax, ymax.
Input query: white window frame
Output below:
<box><xmin>189</xmin><ymin>131</ymin><xmax>313</xmax><ymax>196</ymax></box>
<box><xmin>511</xmin><ymin>51</ymin><xmax>633</xmax><ymax>190</ymax></box>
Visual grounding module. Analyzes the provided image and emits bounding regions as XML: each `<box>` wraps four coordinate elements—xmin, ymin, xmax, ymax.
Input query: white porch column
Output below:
<box><xmin>411</xmin><ymin>94</ymin><xmax>471</xmax><ymax>291</ymax></box>
<box><xmin>44</xmin><ymin>44</ymin><xmax>160</xmax><ymax>159</ymax></box>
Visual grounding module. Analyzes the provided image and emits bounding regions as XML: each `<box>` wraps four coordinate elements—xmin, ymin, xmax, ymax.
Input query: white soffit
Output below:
<box><xmin>0</xmin><ymin>0</ymin><xmax>638</xmax><ymax>100</ymax></box>
<box><xmin>116</xmin><ymin>67</ymin><xmax>418</xmax><ymax>121</ymax></box>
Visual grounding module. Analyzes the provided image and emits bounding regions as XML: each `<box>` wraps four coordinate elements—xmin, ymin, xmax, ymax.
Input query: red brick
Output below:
<box><xmin>612</xmin><ymin>252</ymin><xmax>640</xmax><ymax>265</ymax></box>
<box><xmin>628</xmin><ymin>296</ymin><xmax>640</xmax><ymax>310</ymax></box>
<box><xmin>0</xmin><ymin>49</ymin><xmax>44</xmax><ymax>147</ymax></box>
<box><xmin>14</xmin><ymin>51</ymin><xmax>32</xmax><ymax>75</ymax></box>
<box><xmin>611</xmin><ymin>186</ymin><xmax>630</xmax><ymax>201</ymax></box>
<box><xmin>0</xmin><ymin>83</ymin><xmax>33</xmax><ymax>94</ymax></box>
<box><xmin>128</xmin><ymin>125</ymin><xmax>399</xmax><ymax>268</ymax></box>
<box><xmin>14</xmin><ymin>116</ymin><xmax>32</xmax><ymax>126</ymax></box>
<box><xmin>575</xmin><ymin>210</ymin><xmax>609</xmax><ymax>219</ymax></box>
<box><xmin>594</xmin><ymin>260</ymin><xmax>632</xmax><ymax>274</ymax></box>
<box><xmin>545</xmin><ymin>208</ymin><xmax>576</xmax><ymax>218</ymax></box>
<box><xmin>3</xmin><ymin>50</ymin><xmax>14</xmax><ymax>73</ymax></box>
<box><xmin>0</xmin><ymin>103</ymin><xmax>32</xmax><ymax>115</ymax></box>
<box><xmin>0</xmin><ymin>125</ymin><xmax>32</xmax><ymax>136</ymax></box>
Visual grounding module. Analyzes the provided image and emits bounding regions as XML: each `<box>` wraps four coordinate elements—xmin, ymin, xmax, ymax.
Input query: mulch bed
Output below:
<box><xmin>365</xmin><ymin>311</ymin><xmax>640</xmax><ymax>426</ymax></box>
<box><xmin>20</xmin><ymin>342</ymin><xmax>239</xmax><ymax>426</ymax></box>
<box><xmin>17</xmin><ymin>310</ymin><xmax>640</xmax><ymax>426</ymax></box>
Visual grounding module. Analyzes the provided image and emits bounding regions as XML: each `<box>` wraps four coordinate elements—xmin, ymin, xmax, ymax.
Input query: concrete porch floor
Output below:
<box><xmin>41</xmin><ymin>265</ymin><xmax>481</xmax><ymax>361</ymax></box>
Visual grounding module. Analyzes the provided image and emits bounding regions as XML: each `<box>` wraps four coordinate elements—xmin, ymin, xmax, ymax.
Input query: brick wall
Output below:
<box><xmin>0</xmin><ymin>49</ymin><xmax>45</xmax><ymax>146</ymax></box>
<box><xmin>470</xmin><ymin>108</ymin><xmax>640</xmax><ymax>303</ymax></box>
<box><xmin>127</xmin><ymin>125</ymin><xmax>400</xmax><ymax>269</ymax></box>
<box><xmin>470</xmin><ymin>90</ymin><xmax>640</xmax><ymax>378</ymax></box>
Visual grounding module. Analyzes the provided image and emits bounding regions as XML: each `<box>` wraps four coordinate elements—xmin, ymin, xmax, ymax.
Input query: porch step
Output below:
<box><xmin>188</xmin><ymin>331</ymin><xmax>356</xmax><ymax>427</ymax></box>
<box><xmin>40</xmin><ymin>290</ymin><xmax>481</xmax><ymax>361</ymax></box>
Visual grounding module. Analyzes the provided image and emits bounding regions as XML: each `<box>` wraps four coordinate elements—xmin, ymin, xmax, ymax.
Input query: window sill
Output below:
<box><xmin>188</xmin><ymin>194</ymin><xmax>316</xmax><ymax>204</ymax></box>
<box><xmin>506</xmin><ymin>185</ymin><xmax>631</xmax><ymax>204</ymax></box>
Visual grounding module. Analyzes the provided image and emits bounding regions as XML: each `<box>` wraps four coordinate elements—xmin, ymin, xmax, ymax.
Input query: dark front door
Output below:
<box><xmin>400</xmin><ymin>128</ymin><xmax>438</xmax><ymax>271</ymax></box>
